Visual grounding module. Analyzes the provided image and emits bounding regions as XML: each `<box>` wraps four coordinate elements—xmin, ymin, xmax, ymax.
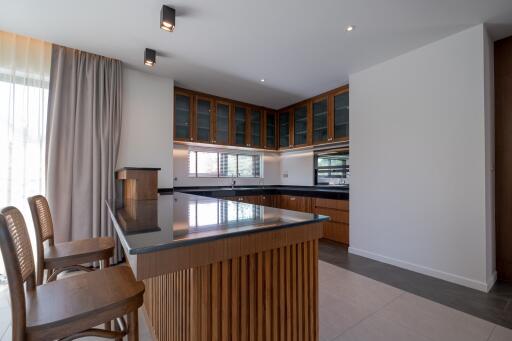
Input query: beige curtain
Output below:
<box><xmin>0</xmin><ymin>31</ymin><xmax>51</xmax><ymax>277</ymax></box>
<box><xmin>46</xmin><ymin>45</ymin><xmax>122</xmax><ymax>262</ymax></box>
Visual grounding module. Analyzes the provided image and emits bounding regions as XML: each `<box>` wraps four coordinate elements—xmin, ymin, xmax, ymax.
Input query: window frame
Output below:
<box><xmin>188</xmin><ymin>149</ymin><xmax>263</xmax><ymax>179</ymax></box>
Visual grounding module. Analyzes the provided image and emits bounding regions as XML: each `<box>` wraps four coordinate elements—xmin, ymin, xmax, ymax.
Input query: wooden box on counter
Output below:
<box><xmin>116</xmin><ymin>167</ymin><xmax>161</xmax><ymax>201</ymax></box>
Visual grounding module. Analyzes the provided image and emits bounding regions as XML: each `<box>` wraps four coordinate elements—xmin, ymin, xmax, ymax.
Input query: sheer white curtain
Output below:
<box><xmin>0</xmin><ymin>31</ymin><xmax>51</xmax><ymax>277</ymax></box>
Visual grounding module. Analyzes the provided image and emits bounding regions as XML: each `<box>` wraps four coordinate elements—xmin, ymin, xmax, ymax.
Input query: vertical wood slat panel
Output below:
<box><xmin>142</xmin><ymin>240</ymin><xmax>318</xmax><ymax>341</ymax></box>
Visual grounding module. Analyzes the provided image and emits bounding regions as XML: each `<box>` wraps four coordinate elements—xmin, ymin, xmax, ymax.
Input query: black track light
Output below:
<box><xmin>160</xmin><ymin>5</ymin><xmax>176</xmax><ymax>32</ymax></box>
<box><xmin>144</xmin><ymin>48</ymin><xmax>156</xmax><ymax>66</ymax></box>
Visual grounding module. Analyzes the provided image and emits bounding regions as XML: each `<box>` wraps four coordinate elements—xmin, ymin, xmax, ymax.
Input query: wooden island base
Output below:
<box><xmin>139</xmin><ymin>223</ymin><xmax>322</xmax><ymax>341</ymax></box>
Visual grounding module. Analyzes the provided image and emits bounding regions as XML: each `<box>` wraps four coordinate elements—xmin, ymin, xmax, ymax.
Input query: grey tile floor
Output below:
<box><xmin>1</xmin><ymin>261</ymin><xmax>511</xmax><ymax>341</ymax></box>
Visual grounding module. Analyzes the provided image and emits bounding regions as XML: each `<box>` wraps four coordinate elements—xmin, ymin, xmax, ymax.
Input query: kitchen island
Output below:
<box><xmin>108</xmin><ymin>192</ymin><xmax>328</xmax><ymax>341</ymax></box>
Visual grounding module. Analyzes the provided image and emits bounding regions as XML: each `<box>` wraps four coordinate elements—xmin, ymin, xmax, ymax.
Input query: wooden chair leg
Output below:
<box><xmin>128</xmin><ymin>310</ymin><xmax>139</xmax><ymax>341</ymax></box>
<box><xmin>100</xmin><ymin>257</ymin><xmax>112</xmax><ymax>331</ymax></box>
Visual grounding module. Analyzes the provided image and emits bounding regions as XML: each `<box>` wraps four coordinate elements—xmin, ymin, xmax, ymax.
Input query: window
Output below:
<box><xmin>314</xmin><ymin>149</ymin><xmax>350</xmax><ymax>186</ymax></box>
<box><xmin>188</xmin><ymin>150</ymin><xmax>262</xmax><ymax>178</ymax></box>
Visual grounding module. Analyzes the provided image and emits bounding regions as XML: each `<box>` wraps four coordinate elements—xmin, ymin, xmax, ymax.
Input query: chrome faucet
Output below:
<box><xmin>231</xmin><ymin>176</ymin><xmax>236</xmax><ymax>189</ymax></box>
<box><xmin>259</xmin><ymin>178</ymin><xmax>265</xmax><ymax>189</ymax></box>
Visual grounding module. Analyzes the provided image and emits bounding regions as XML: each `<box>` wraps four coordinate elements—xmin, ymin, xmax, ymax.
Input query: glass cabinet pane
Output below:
<box><xmin>234</xmin><ymin>106</ymin><xmax>247</xmax><ymax>146</ymax></box>
<box><xmin>334</xmin><ymin>92</ymin><xmax>349</xmax><ymax>139</ymax></box>
<box><xmin>279</xmin><ymin>111</ymin><xmax>290</xmax><ymax>148</ymax></box>
<box><xmin>294</xmin><ymin>105</ymin><xmax>308</xmax><ymax>146</ymax></box>
<box><xmin>251</xmin><ymin>109</ymin><xmax>261</xmax><ymax>147</ymax></box>
<box><xmin>175</xmin><ymin>94</ymin><xmax>191</xmax><ymax>140</ymax></box>
<box><xmin>266</xmin><ymin>112</ymin><xmax>276</xmax><ymax>148</ymax></box>
<box><xmin>196</xmin><ymin>98</ymin><xmax>212</xmax><ymax>142</ymax></box>
<box><xmin>313</xmin><ymin>98</ymin><xmax>328</xmax><ymax>143</ymax></box>
<box><xmin>216</xmin><ymin>103</ymin><xmax>230</xmax><ymax>145</ymax></box>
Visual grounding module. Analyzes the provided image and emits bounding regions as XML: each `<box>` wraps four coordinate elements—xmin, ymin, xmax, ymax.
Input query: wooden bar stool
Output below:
<box><xmin>0</xmin><ymin>206</ymin><xmax>145</xmax><ymax>341</ymax></box>
<box><xmin>27</xmin><ymin>195</ymin><xmax>115</xmax><ymax>285</ymax></box>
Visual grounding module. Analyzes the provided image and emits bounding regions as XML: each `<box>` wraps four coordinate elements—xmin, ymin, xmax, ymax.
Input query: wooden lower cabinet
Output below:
<box><xmin>222</xmin><ymin>194</ymin><xmax>349</xmax><ymax>245</ymax></box>
<box><xmin>313</xmin><ymin>198</ymin><xmax>349</xmax><ymax>245</ymax></box>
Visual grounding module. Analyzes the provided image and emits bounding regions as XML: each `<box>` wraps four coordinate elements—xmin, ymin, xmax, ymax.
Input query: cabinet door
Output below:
<box><xmin>195</xmin><ymin>97</ymin><xmax>213</xmax><ymax>143</ymax></box>
<box><xmin>279</xmin><ymin>111</ymin><xmax>290</xmax><ymax>148</ymax></box>
<box><xmin>312</xmin><ymin>97</ymin><xmax>328</xmax><ymax>144</ymax></box>
<box><xmin>264</xmin><ymin>111</ymin><xmax>276</xmax><ymax>149</ymax></box>
<box><xmin>293</xmin><ymin>104</ymin><xmax>308</xmax><ymax>146</ymax></box>
<box><xmin>215</xmin><ymin>101</ymin><xmax>230</xmax><ymax>145</ymax></box>
<box><xmin>234</xmin><ymin>106</ymin><xmax>247</xmax><ymax>146</ymax></box>
<box><xmin>250</xmin><ymin>108</ymin><xmax>262</xmax><ymax>148</ymax></box>
<box><xmin>333</xmin><ymin>90</ymin><xmax>349</xmax><ymax>141</ymax></box>
<box><xmin>174</xmin><ymin>92</ymin><xmax>193</xmax><ymax>141</ymax></box>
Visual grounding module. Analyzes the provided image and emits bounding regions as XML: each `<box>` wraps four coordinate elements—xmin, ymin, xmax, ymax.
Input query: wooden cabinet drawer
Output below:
<box><xmin>323</xmin><ymin>222</ymin><xmax>349</xmax><ymax>244</ymax></box>
<box><xmin>314</xmin><ymin>198</ymin><xmax>349</xmax><ymax>211</ymax></box>
<box><xmin>313</xmin><ymin>207</ymin><xmax>349</xmax><ymax>223</ymax></box>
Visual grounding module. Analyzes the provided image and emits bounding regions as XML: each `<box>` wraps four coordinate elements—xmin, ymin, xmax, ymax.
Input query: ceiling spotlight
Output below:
<box><xmin>346</xmin><ymin>25</ymin><xmax>354</xmax><ymax>32</ymax></box>
<box><xmin>144</xmin><ymin>48</ymin><xmax>156</xmax><ymax>66</ymax></box>
<box><xmin>160</xmin><ymin>5</ymin><xmax>176</xmax><ymax>32</ymax></box>
<box><xmin>260</xmin><ymin>79</ymin><xmax>265</xmax><ymax>82</ymax></box>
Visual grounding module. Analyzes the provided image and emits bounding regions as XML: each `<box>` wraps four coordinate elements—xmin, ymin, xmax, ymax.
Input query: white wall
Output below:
<box><xmin>349</xmin><ymin>25</ymin><xmax>495</xmax><ymax>291</ymax></box>
<box><xmin>117</xmin><ymin>68</ymin><xmax>174</xmax><ymax>188</ymax></box>
<box><xmin>280</xmin><ymin>150</ymin><xmax>315</xmax><ymax>186</ymax></box>
<box><xmin>172</xmin><ymin>143</ymin><xmax>281</xmax><ymax>187</ymax></box>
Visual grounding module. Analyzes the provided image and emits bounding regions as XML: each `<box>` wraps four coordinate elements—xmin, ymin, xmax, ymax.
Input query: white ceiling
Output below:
<box><xmin>1</xmin><ymin>0</ymin><xmax>512</xmax><ymax>108</ymax></box>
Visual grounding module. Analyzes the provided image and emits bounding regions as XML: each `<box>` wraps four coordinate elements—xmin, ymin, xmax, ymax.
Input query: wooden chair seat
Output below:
<box><xmin>25</xmin><ymin>266</ymin><xmax>144</xmax><ymax>340</ymax></box>
<box><xmin>43</xmin><ymin>236</ymin><xmax>115</xmax><ymax>270</ymax></box>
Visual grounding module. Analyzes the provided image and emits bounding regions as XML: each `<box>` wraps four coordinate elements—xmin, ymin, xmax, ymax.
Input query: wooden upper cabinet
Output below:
<box><xmin>332</xmin><ymin>88</ymin><xmax>349</xmax><ymax>141</ymax></box>
<box><xmin>264</xmin><ymin>110</ymin><xmax>276</xmax><ymax>149</ymax></box>
<box><xmin>174</xmin><ymin>91</ymin><xmax>193</xmax><ymax>141</ymax></box>
<box><xmin>279</xmin><ymin>111</ymin><xmax>291</xmax><ymax>149</ymax></box>
<box><xmin>194</xmin><ymin>96</ymin><xmax>213</xmax><ymax>143</ymax></box>
<box><xmin>233</xmin><ymin>105</ymin><xmax>248</xmax><ymax>146</ymax></box>
<box><xmin>312</xmin><ymin>96</ymin><xmax>329</xmax><ymax>144</ymax></box>
<box><xmin>214</xmin><ymin>101</ymin><xmax>231</xmax><ymax>145</ymax></box>
<box><xmin>250</xmin><ymin>108</ymin><xmax>262</xmax><ymax>148</ymax></box>
<box><xmin>293</xmin><ymin>103</ymin><xmax>310</xmax><ymax>147</ymax></box>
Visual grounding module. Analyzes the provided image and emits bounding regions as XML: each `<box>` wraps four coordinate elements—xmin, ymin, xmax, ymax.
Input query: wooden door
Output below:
<box><xmin>233</xmin><ymin>105</ymin><xmax>248</xmax><ymax>146</ymax></box>
<box><xmin>312</xmin><ymin>96</ymin><xmax>329</xmax><ymax>144</ymax></box>
<box><xmin>195</xmin><ymin>96</ymin><xmax>213</xmax><ymax>143</ymax></box>
<box><xmin>250</xmin><ymin>108</ymin><xmax>263</xmax><ymax>148</ymax></box>
<box><xmin>279</xmin><ymin>111</ymin><xmax>291</xmax><ymax>149</ymax></box>
<box><xmin>174</xmin><ymin>91</ymin><xmax>194</xmax><ymax>141</ymax></box>
<box><xmin>263</xmin><ymin>110</ymin><xmax>277</xmax><ymax>149</ymax></box>
<box><xmin>495</xmin><ymin>36</ymin><xmax>512</xmax><ymax>281</ymax></box>
<box><xmin>214</xmin><ymin>101</ymin><xmax>231</xmax><ymax>145</ymax></box>
<box><xmin>332</xmin><ymin>87</ymin><xmax>349</xmax><ymax>142</ymax></box>
<box><xmin>293</xmin><ymin>103</ymin><xmax>310</xmax><ymax>147</ymax></box>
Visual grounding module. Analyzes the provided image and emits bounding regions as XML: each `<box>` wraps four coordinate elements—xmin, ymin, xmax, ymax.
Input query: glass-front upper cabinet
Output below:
<box><xmin>279</xmin><ymin>111</ymin><xmax>290</xmax><ymax>148</ymax></box>
<box><xmin>265</xmin><ymin>111</ymin><xmax>276</xmax><ymax>149</ymax></box>
<box><xmin>174</xmin><ymin>92</ymin><xmax>193</xmax><ymax>141</ymax></box>
<box><xmin>312</xmin><ymin>97</ymin><xmax>328</xmax><ymax>144</ymax></box>
<box><xmin>333</xmin><ymin>90</ymin><xmax>349</xmax><ymax>141</ymax></box>
<box><xmin>293</xmin><ymin>104</ymin><xmax>308</xmax><ymax>146</ymax></box>
<box><xmin>234</xmin><ymin>106</ymin><xmax>247</xmax><ymax>146</ymax></box>
<box><xmin>195</xmin><ymin>97</ymin><xmax>213</xmax><ymax>143</ymax></box>
<box><xmin>250</xmin><ymin>108</ymin><xmax>262</xmax><ymax>147</ymax></box>
<box><xmin>215</xmin><ymin>101</ymin><xmax>230</xmax><ymax>145</ymax></box>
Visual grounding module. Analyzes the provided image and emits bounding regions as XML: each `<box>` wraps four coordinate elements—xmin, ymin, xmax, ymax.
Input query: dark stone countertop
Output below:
<box><xmin>107</xmin><ymin>192</ymin><xmax>329</xmax><ymax>255</ymax></box>
<box><xmin>116</xmin><ymin>167</ymin><xmax>161</xmax><ymax>171</ymax></box>
<box><xmin>173</xmin><ymin>185</ymin><xmax>349</xmax><ymax>200</ymax></box>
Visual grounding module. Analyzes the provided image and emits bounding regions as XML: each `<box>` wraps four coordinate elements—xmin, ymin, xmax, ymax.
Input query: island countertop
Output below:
<box><xmin>107</xmin><ymin>192</ymin><xmax>329</xmax><ymax>255</ymax></box>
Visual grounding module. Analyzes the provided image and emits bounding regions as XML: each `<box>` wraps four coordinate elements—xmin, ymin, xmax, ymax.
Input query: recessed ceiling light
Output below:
<box><xmin>144</xmin><ymin>48</ymin><xmax>156</xmax><ymax>66</ymax></box>
<box><xmin>346</xmin><ymin>25</ymin><xmax>354</xmax><ymax>32</ymax></box>
<box><xmin>260</xmin><ymin>79</ymin><xmax>265</xmax><ymax>82</ymax></box>
<box><xmin>160</xmin><ymin>5</ymin><xmax>176</xmax><ymax>32</ymax></box>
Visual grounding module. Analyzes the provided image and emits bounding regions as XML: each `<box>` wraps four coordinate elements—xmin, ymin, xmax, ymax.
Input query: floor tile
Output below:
<box><xmin>489</xmin><ymin>325</ymin><xmax>512</xmax><ymax>341</ymax></box>
<box><xmin>334</xmin><ymin>312</ymin><xmax>432</xmax><ymax>341</ymax></box>
<box><xmin>375</xmin><ymin>292</ymin><xmax>495</xmax><ymax>341</ymax></box>
<box><xmin>1</xmin><ymin>326</ymin><xmax>11</xmax><ymax>341</ymax></box>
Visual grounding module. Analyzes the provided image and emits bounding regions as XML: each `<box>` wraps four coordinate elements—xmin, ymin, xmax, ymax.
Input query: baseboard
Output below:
<box><xmin>348</xmin><ymin>246</ymin><xmax>493</xmax><ymax>292</ymax></box>
<box><xmin>486</xmin><ymin>271</ymin><xmax>497</xmax><ymax>291</ymax></box>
